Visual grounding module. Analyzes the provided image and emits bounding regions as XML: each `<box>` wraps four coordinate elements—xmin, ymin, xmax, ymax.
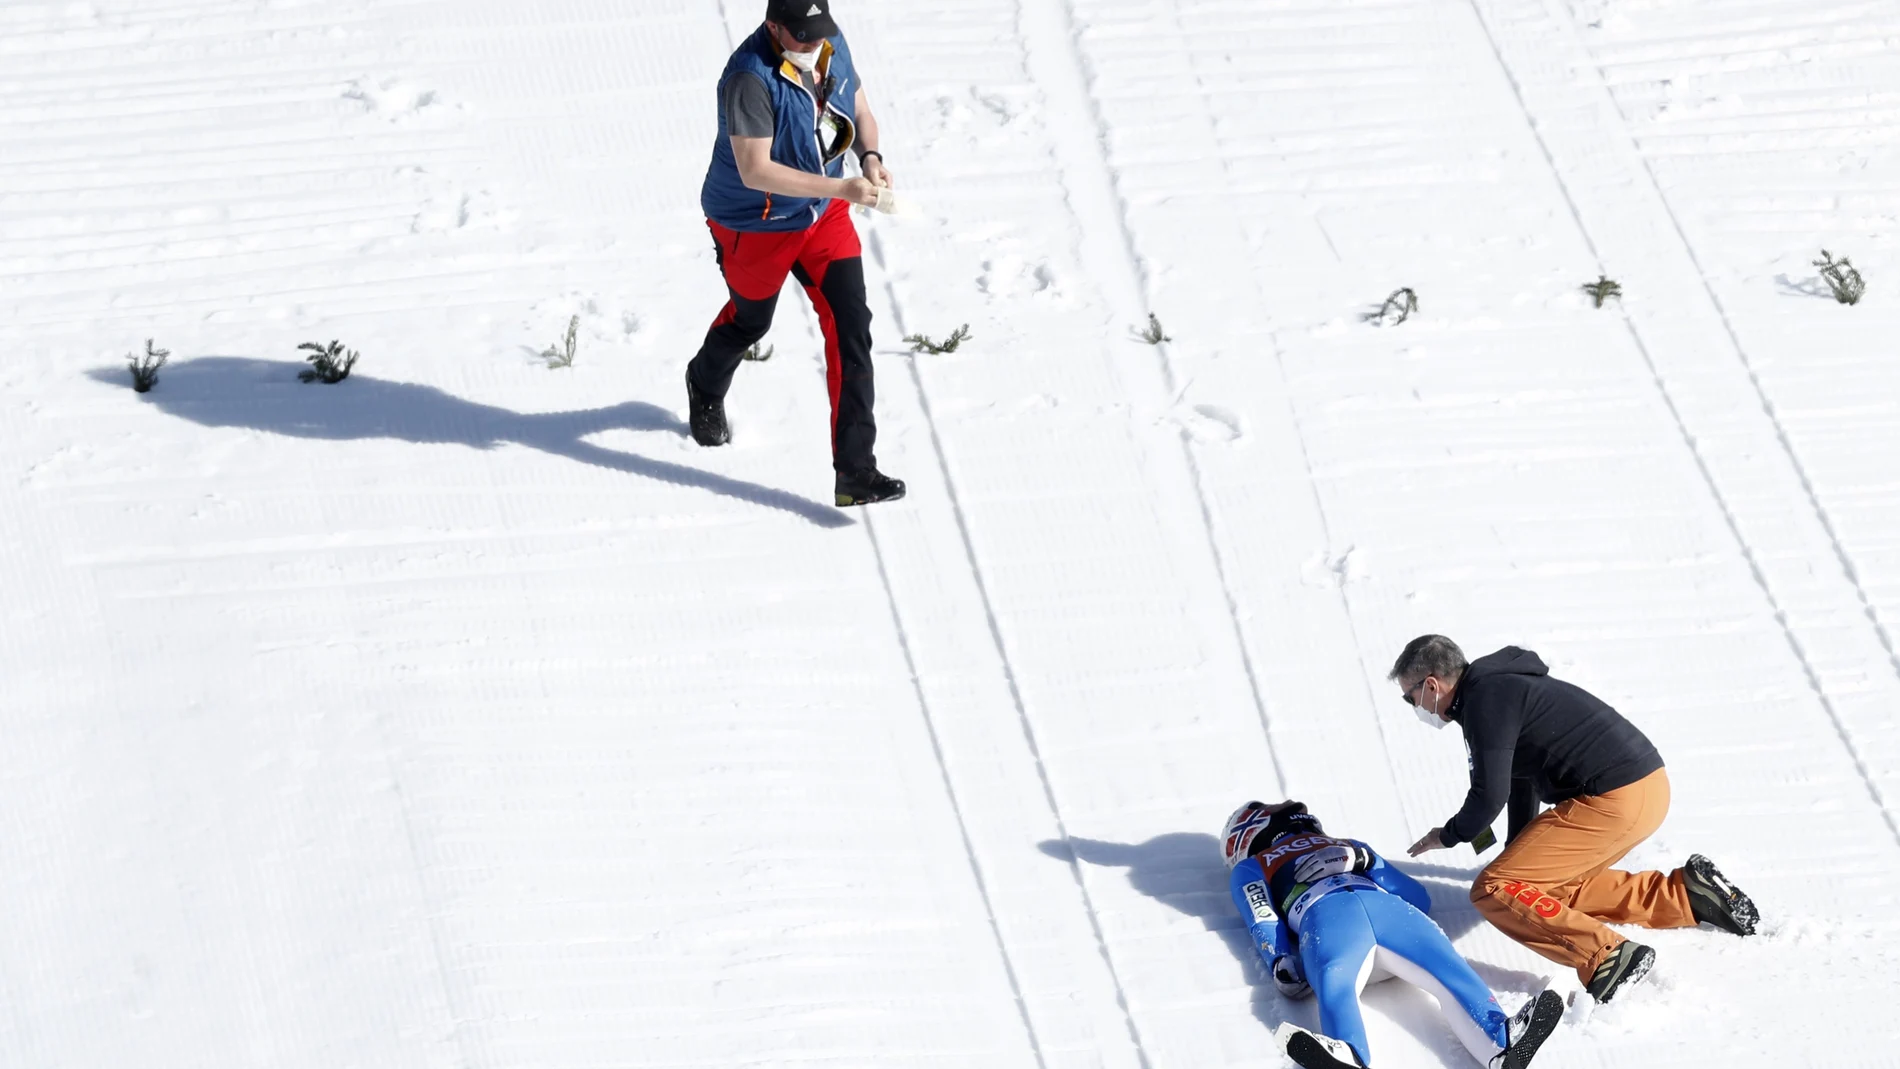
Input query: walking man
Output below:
<box><xmin>1390</xmin><ymin>635</ymin><xmax>1759</xmax><ymax>1002</ymax></box>
<box><xmin>689</xmin><ymin>0</ymin><xmax>904</xmax><ymax>507</ymax></box>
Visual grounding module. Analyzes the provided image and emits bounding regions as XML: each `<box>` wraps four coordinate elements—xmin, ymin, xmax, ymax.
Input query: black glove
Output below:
<box><xmin>1272</xmin><ymin>955</ymin><xmax>1312</xmax><ymax>1000</ymax></box>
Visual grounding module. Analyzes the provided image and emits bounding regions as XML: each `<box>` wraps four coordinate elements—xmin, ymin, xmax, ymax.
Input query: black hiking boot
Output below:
<box><xmin>1492</xmin><ymin>989</ymin><xmax>1564</xmax><ymax>1069</ymax></box>
<box><xmin>1684</xmin><ymin>854</ymin><xmax>1759</xmax><ymax>936</ymax></box>
<box><xmin>686</xmin><ymin>368</ymin><xmax>729</xmax><ymax>447</ymax></box>
<box><xmin>835</xmin><ymin>466</ymin><xmax>906</xmax><ymax>507</ymax></box>
<box><xmin>1584</xmin><ymin>940</ymin><xmax>1655</xmax><ymax>1003</ymax></box>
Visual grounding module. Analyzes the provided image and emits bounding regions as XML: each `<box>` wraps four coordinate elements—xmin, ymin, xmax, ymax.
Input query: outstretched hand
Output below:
<box><xmin>1407</xmin><ymin>827</ymin><xmax>1449</xmax><ymax>857</ymax></box>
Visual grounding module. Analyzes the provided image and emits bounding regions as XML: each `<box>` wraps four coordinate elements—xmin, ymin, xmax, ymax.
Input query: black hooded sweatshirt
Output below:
<box><xmin>1439</xmin><ymin>647</ymin><xmax>1664</xmax><ymax>847</ymax></box>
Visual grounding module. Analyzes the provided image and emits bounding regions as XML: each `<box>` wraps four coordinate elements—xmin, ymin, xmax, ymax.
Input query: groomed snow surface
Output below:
<box><xmin>5</xmin><ymin>0</ymin><xmax>1900</xmax><ymax>1066</ymax></box>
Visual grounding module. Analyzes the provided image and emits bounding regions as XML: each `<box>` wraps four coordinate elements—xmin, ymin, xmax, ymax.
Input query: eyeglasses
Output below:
<box><xmin>1399</xmin><ymin>678</ymin><xmax>1427</xmax><ymax>708</ymax></box>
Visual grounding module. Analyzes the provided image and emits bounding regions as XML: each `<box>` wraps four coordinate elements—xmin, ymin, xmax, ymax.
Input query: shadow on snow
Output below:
<box><xmin>1046</xmin><ymin>833</ymin><xmax>1545</xmax><ymax>1068</ymax></box>
<box><xmin>99</xmin><ymin>358</ymin><xmax>852</xmax><ymax>529</ymax></box>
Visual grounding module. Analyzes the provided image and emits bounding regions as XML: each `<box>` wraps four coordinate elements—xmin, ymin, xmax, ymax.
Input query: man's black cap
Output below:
<box><xmin>767</xmin><ymin>0</ymin><xmax>840</xmax><ymax>42</ymax></box>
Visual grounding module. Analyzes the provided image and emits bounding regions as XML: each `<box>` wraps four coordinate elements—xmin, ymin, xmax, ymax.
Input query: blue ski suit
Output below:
<box><xmin>1230</xmin><ymin>833</ymin><xmax>1512</xmax><ymax>1066</ymax></box>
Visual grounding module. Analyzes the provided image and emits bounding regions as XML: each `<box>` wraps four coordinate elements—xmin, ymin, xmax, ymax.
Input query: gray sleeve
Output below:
<box><xmin>722</xmin><ymin>73</ymin><xmax>776</xmax><ymax>139</ymax></box>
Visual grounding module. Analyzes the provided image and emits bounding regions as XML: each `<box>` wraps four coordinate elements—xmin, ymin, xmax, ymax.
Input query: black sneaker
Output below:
<box><xmin>836</xmin><ymin>467</ymin><xmax>905</xmax><ymax>507</ymax></box>
<box><xmin>1584</xmin><ymin>940</ymin><xmax>1655</xmax><ymax>1003</ymax></box>
<box><xmin>1492</xmin><ymin>989</ymin><xmax>1564</xmax><ymax>1069</ymax></box>
<box><xmin>686</xmin><ymin>368</ymin><xmax>730</xmax><ymax>447</ymax></box>
<box><xmin>1683</xmin><ymin>854</ymin><xmax>1758</xmax><ymax>936</ymax></box>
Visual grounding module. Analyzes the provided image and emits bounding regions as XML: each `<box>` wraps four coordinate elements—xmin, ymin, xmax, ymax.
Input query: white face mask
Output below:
<box><xmin>1413</xmin><ymin>686</ymin><xmax>1447</xmax><ymax>730</ymax></box>
<box><xmin>783</xmin><ymin>44</ymin><xmax>822</xmax><ymax>73</ymax></box>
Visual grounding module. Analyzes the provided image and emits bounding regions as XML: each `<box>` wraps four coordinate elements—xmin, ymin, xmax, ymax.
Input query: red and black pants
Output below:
<box><xmin>688</xmin><ymin>199</ymin><xmax>877</xmax><ymax>473</ymax></box>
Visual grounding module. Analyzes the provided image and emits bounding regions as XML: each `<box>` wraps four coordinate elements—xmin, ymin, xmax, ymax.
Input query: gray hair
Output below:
<box><xmin>1389</xmin><ymin>634</ymin><xmax>1468</xmax><ymax>685</ymax></box>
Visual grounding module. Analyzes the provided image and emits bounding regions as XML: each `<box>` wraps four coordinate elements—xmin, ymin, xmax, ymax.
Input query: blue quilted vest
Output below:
<box><xmin>700</xmin><ymin>25</ymin><xmax>860</xmax><ymax>232</ymax></box>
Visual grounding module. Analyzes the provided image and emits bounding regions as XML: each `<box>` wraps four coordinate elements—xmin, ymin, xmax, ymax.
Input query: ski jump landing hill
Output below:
<box><xmin>3</xmin><ymin>1</ymin><xmax>1898</xmax><ymax>1067</ymax></box>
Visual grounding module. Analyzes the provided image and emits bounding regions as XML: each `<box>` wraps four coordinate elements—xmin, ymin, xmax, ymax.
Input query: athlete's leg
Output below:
<box><xmin>1362</xmin><ymin>891</ymin><xmax>1509</xmax><ymax>1066</ymax></box>
<box><xmin>1297</xmin><ymin>893</ymin><xmax>1380</xmax><ymax>1067</ymax></box>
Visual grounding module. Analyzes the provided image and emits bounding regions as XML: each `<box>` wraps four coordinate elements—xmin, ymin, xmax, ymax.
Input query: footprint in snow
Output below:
<box><xmin>344</xmin><ymin>78</ymin><xmax>454</xmax><ymax>122</ymax></box>
<box><xmin>1170</xmin><ymin>403</ymin><xmax>1244</xmax><ymax>444</ymax></box>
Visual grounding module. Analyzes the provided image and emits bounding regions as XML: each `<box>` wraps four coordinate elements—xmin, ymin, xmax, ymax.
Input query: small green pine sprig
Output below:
<box><xmin>298</xmin><ymin>340</ymin><xmax>359</xmax><ymax>384</ymax></box>
<box><xmin>905</xmin><ymin>324</ymin><xmax>970</xmax><ymax>355</ymax></box>
<box><xmin>1362</xmin><ymin>287</ymin><xmax>1418</xmax><ymax>326</ymax></box>
<box><xmin>1133</xmin><ymin>313</ymin><xmax>1171</xmax><ymax>345</ymax></box>
<box><xmin>128</xmin><ymin>338</ymin><xmax>169</xmax><ymax>393</ymax></box>
<box><xmin>542</xmin><ymin>315</ymin><xmax>579</xmax><ymax>369</ymax></box>
<box><xmin>1581</xmin><ymin>276</ymin><xmax>1622</xmax><ymax>308</ymax></box>
<box><xmin>1814</xmin><ymin>250</ymin><xmax>1865</xmax><ymax>305</ymax></box>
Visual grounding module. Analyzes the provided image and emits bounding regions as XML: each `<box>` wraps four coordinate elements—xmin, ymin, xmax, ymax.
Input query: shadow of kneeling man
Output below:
<box><xmin>100</xmin><ymin>357</ymin><xmax>851</xmax><ymax>528</ymax></box>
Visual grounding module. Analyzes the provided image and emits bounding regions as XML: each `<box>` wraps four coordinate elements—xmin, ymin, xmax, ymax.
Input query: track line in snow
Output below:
<box><xmin>1136</xmin><ymin>0</ymin><xmax>1416</xmax><ymax>820</ymax></box>
<box><xmin>1463</xmin><ymin>0</ymin><xmax>1900</xmax><ymax>847</ymax></box>
<box><xmin>1548</xmin><ymin>0</ymin><xmax>1900</xmax><ymax>847</ymax></box>
<box><xmin>861</xmin><ymin>521</ymin><xmax>1050</xmax><ymax>1069</ymax></box>
<box><xmin>375</xmin><ymin>732</ymin><xmax>471</xmax><ymax>1069</ymax></box>
<box><xmin>1027</xmin><ymin>0</ymin><xmax>1288</xmax><ymax>794</ymax></box>
<box><xmin>864</xmin><ymin>226</ymin><xmax>1155</xmax><ymax>1069</ymax></box>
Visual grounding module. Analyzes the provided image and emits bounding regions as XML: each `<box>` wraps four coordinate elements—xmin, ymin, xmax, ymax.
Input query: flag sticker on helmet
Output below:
<box><xmin>1220</xmin><ymin>801</ymin><xmax>1276</xmax><ymax>868</ymax></box>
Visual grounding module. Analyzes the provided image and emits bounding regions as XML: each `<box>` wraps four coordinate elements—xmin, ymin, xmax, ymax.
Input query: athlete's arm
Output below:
<box><xmin>1357</xmin><ymin>841</ymin><xmax>1435</xmax><ymax>915</ymax></box>
<box><xmin>1230</xmin><ymin>859</ymin><xmax>1284</xmax><ymax>972</ymax></box>
<box><xmin>732</xmin><ymin>135</ymin><xmax>878</xmax><ymax>204</ymax></box>
<box><xmin>1271</xmin><ymin>914</ymin><xmax>1297</xmax><ymax>959</ymax></box>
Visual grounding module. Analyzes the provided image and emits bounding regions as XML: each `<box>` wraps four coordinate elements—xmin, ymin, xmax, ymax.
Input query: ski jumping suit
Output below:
<box><xmin>1231</xmin><ymin>833</ymin><xmax>1511</xmax><ymax>1067</ymax></box>
<box><xmin>693</xmin><ymin>25</ymin><xmax>878</xmax><ymax>474</ymax></box>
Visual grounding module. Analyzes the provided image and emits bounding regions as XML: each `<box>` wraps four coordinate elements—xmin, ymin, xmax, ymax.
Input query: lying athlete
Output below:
<box><xmin>1222</xmin><ymin>800</ymin><xmax>1563</xmax><ymax>1069</ymax></box>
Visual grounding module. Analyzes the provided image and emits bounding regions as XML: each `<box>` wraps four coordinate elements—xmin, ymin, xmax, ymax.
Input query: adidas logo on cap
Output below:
<box><xmin>807</xmin><ymin>3</ymin><xmax>821</xmax><ymax>13</ymax></box>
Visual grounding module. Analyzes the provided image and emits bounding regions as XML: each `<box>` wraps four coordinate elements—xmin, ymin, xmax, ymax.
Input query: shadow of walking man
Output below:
<box><xmin>100</xmin><ymin>358</ymin><xmax>852</xmax><ymax>528</ymax></box>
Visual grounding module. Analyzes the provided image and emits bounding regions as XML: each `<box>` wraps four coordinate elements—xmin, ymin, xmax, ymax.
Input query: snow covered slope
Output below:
<box><xmin>3</xmin><ymin>0</ymin><xmax>1899</xmax><ymax>1066</ymax></box>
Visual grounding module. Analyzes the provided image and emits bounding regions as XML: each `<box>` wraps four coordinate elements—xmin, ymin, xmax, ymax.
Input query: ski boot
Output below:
<box><xmin>1492</xmin><ymin>989</ymin><xmax>1564</xmax><ymax>1069</ymax></box>
<box><xmin>1279</xmin><ymin>1024</ymin><xmax>1364</xmax><ymax>1068</ymax></box>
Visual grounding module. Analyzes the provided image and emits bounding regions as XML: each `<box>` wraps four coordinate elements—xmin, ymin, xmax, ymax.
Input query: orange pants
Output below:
<box><xmin>1471</xmin><ymin>768</ymin><xmax>1696</xmax><ymax>984</ymax></box>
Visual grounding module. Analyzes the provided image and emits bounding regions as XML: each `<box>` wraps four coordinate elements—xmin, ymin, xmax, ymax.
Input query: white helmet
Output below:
<box><xmin>1220</xmin><ymin>800</ymin><xmax>1276</xmax><ymax>868</ymax></box>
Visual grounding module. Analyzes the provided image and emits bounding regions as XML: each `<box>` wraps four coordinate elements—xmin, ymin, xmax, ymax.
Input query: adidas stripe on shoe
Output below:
<box><xmin>1585</xmin><ymin>940</ymin><xmax>1655</xmax><ymax>1003</ymax></box>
